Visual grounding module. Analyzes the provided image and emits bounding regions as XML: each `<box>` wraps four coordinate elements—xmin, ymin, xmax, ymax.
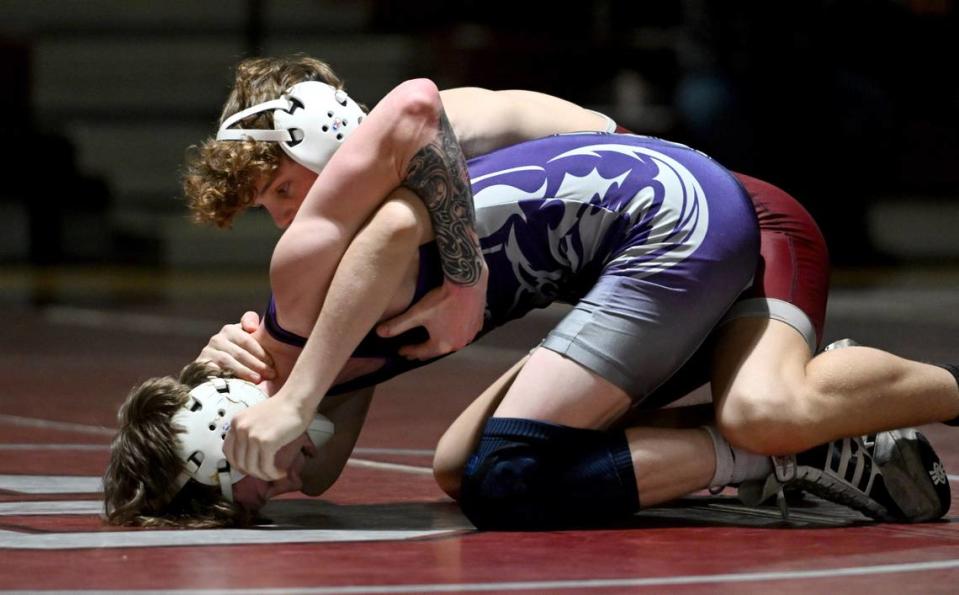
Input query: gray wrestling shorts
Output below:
<box><xmin>542</xmin><ymin>166</ymin><xmax>759</xmax><ymax>402</ymax></box>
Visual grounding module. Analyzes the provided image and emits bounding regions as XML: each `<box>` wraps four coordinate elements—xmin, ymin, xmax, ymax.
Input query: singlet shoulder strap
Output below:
<box><xmin>586</xmin><ymin>109</ymin><xmax>618</xmax><ymax>133</ymax></box>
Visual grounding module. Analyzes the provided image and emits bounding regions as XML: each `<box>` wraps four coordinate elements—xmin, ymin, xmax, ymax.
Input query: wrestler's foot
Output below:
<box><xmin>740</xmin><ymin>430</ymin><xmax>950</xmax><ymax>522</ymax></box>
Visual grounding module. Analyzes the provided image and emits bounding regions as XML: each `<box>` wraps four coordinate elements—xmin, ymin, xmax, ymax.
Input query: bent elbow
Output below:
<box><xmin>394</xmin><ymin>78</ymin><xmax>442</xmax><ymax>121</ymax></box>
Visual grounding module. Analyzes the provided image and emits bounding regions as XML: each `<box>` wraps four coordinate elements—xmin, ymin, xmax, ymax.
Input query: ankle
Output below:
<box><xmin>703</xmin><ymin>425</ymin><xmax>772</xmax><ymax>486</ymax></box>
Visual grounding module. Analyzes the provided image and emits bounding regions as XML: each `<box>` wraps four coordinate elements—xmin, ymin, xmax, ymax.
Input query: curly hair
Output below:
<box><xmin>102</xmin><ymin>361</ymin><xmax>255</xmax><ymax>528</ymax></box>
<box><xmin>182</xmin><ymin>55</ymin><xmax>357</xmax><ymax>228</ymax></box>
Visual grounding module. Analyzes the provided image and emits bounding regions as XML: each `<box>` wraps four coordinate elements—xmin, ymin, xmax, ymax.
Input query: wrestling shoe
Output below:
<box><xmin>740</xmin><ymin>430</ymin><xmax>950</xmax><ymax>522</ymax></box>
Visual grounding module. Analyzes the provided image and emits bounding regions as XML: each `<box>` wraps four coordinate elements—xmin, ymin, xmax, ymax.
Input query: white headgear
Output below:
<box><xmin>171</xmin><ymin>377</ymin><xmax>334</xmax><ymax>502</ymax></box>
<box><xmin>216</xmin><ymin>80</ymin><xmax>366</xmax><ymax>173</ymax></box>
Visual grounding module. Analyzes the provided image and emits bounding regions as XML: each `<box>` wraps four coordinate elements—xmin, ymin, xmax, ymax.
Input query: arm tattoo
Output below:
<box><xmin>402</xmin><ymin>111</ymin><xmax>483</xmax><ymax>286</ymax></box>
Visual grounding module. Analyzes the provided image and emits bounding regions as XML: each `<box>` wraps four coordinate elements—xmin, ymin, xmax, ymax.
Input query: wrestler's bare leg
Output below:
<box><xmin>492</xmin><ymin>348</ymin><xmax>716</xmax><ymax>508</ymax></box>
<box><xmin>433</xmin><ymin>354</ymin><xmax>716</xmax><ymax>500</ymax></box>
<box><xmin>433</xmin><ymin>356</ymin><xmax>528</xmax><ymax>499</ymax></box>
<box><xmin>712</xmin><ymin>317</ymin><xmax>959</xmax><ymax>456</ymax></box>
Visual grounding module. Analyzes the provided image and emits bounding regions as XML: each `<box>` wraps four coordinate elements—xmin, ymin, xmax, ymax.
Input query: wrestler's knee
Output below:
<box><xmin>459</xmin><ymin>438</ymin><xmax>546</xmax><ymax>529</ymax></box>
<box><xmin>459</xmin><ymin>418</ymin><xmax>638</xmax><ymax>530</ymax></box>
<box><xmin>432</xmin><ymin>452</ymin><xmax>464</xmax><ymax>501</ymax></box>
<box><xmin>715</xmin><ymin>380</ymin><xmax>818</xmax><ymax>456</ymax></box>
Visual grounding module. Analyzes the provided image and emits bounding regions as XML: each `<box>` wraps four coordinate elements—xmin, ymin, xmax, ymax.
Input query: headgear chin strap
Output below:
<box><xmin>216</xmin><ymin>80</ymin><xmax>366</xmax><ymax>173</ymax></box>
<box><xmin>171</xmin><ymin>377</ymin><xmax>335</xmax><ymax>503</ymax></box>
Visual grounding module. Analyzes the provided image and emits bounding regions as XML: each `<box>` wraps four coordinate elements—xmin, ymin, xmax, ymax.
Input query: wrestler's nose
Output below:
<box><xmin>256</xmin><ymin>198</ymin><xmax>286</xmax><ymax>228</ymax></box>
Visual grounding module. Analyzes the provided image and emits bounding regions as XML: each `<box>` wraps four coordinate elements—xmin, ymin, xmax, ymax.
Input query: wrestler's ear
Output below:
<box><xmin>240</xmin><ymin>311</ymin><xmax>261</xmax><ymax>333</ymax></box>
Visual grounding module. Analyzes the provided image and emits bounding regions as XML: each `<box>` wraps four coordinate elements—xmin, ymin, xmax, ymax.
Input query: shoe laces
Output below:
<box><xmin>771</xmin><ymin>435</ymin><xmax>890</xmax><ymax>521</ymax></box>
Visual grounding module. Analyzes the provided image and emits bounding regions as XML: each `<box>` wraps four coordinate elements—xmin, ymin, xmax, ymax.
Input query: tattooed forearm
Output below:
<box><xmin>402</xmin><ymin>111</ymin><xmax>484</xmax><ymax>286</ymax></box>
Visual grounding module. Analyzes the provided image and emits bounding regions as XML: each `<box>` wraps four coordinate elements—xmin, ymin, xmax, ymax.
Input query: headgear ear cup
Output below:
<box><xmin>217</xmin><ymin>81</ymin><xmax>366</xmax><ymax>173</ymax></box>
<box><xmin>170</xmin><ymin>378</ymin><xmax>338</xmax><ymax>502</ymax></box>
<box><xmin>171</xmin><ymin>378</ymin><xmax>268</xmax><ymax>500</ymax></box>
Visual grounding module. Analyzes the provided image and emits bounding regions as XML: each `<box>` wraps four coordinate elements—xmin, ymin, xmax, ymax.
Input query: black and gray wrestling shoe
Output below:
<box><xmin>738</xmin><ymin>338</ymin><xmax>950</xmax><ymax>522</ymax></box>
<box><xmin>744</xmin><ymin>431</ymin><xmax>950</xmax><ymax>522</ymax></box>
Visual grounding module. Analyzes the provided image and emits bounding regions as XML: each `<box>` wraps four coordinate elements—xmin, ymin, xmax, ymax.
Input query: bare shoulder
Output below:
<box><xmin>439</xmin><ymin>87</ymin><xmax>518</xmax><ymax>158</ymax></box>
<box><xmin>438</xmin><ymin>87</ymin><xmax>607</xmax><ymax>157</ymax></box>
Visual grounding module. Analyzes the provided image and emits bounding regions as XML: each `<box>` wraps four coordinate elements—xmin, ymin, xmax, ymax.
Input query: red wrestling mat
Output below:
<box><xmin>2</xmin><ymin>290</ymin><xmax>959</xmax><ymax>593</ymax></box>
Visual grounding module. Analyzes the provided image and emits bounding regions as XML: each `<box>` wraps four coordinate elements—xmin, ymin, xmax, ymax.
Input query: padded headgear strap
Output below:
<box><xmin>215</xmin><ymin>81</ymin><xmax>366</xmax><ymax>173</ymax></box>
<box><xmin>217</xmin><ymin>99</ymin><xmax>296</xmax><ymax>142</ymax></box>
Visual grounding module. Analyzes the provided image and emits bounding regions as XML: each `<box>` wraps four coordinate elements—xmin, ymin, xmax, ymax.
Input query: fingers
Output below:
<box><xmin>222</xmin><ymin>399</ymin><xmax>302</xmax><ymax>482</ymax></box>
<box><xmin>230</xmin><ymin>424</ymin><xmax>277</xmax><ymax>481</ymax></box>
<box><xmin>223</xmin><ymin>428</ymin><xmax>249</xmax><ymax>480</ymax></box>
<box><xmin>240</xmin><ymin>311</ymin><xmax>261</xmax><ymax>333</ymax></box>
<box><xmin>199</xmin><ymin>348</ymin><xmax>265</xmax><ymax>383</ymax></box>
<box><xmin>258</xmin><ymin>446</ymin><xmax>285</xmax><ymax>481</ymax></box>
<box><xmin>226</xmin><ymin>425</ymin><xmax>284</xmax><ymax>481</ymax></box>
<box><xmin>198</xmin><ymin>349</ymin><xmax>260</xmax><ymax>383</ymax></box>
<box><xmin>222</xmin><ymin>323</ymin><xmax>275</xmax><ymax>369</ymax></box>
<box><xmin>200</xmin><ymin>323</ymin><xmax>275</xmax><ymax>382</ymax></box>
<box><xmin>236</xmin><ymin>438</ymin><xmax>283</xmax><ymax>482</ymax></box>
<box><xmin>377</xmin><ymin>302</ymin><xmax>428</xmax><ymax>338</ymax></box>
<box><xmin>222</xmin><ymin>430</ymin><xmax>237</xmax><ymax>471</ymax></box>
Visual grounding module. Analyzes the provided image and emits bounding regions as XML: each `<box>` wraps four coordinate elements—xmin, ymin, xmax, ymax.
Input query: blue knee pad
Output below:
<box><xmin>459</xmin><ymin>418</ymin><xmax>638</xmax><ymax>530</ymax></box>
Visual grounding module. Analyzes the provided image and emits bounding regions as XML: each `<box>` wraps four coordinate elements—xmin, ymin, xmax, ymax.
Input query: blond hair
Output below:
<box><xmin>102</xmin><ymin>361</ymin><xmax>254</xmax><ymax>528</ymax></box>
<box><xmin>182</xmin><ymin>55</ymin><xmax>355</xmax><ymax>228</ymax></box>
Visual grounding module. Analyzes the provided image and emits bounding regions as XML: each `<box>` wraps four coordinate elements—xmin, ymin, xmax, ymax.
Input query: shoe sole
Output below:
<box><xmin>874</xmin><ymin>429</ymin><xmax>951</xmax><ymax>522</ymax></box>
<box><xmin>794</xmin><ymin>464</ymin><xmax>893</xmax><ymax>521</ymax></box>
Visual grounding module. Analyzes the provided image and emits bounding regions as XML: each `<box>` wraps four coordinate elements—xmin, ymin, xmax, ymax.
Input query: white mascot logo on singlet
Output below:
<box><xmin>553</xmin><ymin>143</ymin><xmax>710</xmax><ymax>280</ymax></box>
<box><xmin>471</xmin><ymin>142</ymin><xmax>709</xmax><ymax>306</ymax></box>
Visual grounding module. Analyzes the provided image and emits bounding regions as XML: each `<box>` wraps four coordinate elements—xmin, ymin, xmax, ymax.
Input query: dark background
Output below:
<box><xmin>0</xmin><ymin>0</ymin><xmax>956</xmax><ymax>274</ymax></box>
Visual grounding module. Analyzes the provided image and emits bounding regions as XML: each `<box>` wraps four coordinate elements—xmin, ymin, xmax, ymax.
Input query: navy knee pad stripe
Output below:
<box><xmin>460</xmin><ymin>417</ymin><xmax>638</xmax><ymax>530</ymax></box>
<box><xmin>484</xmin><ymin>417</ymin><xmax>573</xmax><ymax>440</ymax></box>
